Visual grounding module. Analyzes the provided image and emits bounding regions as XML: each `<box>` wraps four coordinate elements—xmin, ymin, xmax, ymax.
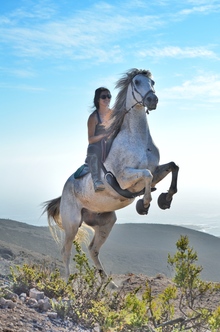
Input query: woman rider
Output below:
<box><xmin>86</xmin><ymin>87</ymin><xmax>112</xmax><ymax>192</ymax></box>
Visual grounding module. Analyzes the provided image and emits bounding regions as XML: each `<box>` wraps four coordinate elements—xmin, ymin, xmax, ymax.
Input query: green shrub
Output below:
<box><xmin>10</xmin><ymin>263</ymin><xmax>71</xmax><ymax>298</ymax></box>
<box><xmin>167</xmin><ymin>235</ymin><xmax>220</xmax><ymax>331</ymax></box>
<box><xmin>7</xmin><ymin>236</ymin><xmax>220</xmax><ymax>332</ymax></box>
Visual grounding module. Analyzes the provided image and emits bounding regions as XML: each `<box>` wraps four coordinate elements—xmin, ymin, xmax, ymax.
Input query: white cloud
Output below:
<box><xmin>138</xmin><ymin>46</ymin><xmax>218</xmax><ymax>59</ymax></box>
<box><xmin>0</xmin><ymin>82</ymin><xmax>45</xmax><ymax>91</ymax></box>
<box><xmin>0</xmin><ymin>2</ymin><xmax>164</xmax><ymax>63</ymax></box>
<box><xmin>184</xmin><ymin>0</ymin><xmax>220</xmax><ymax>9</ymax></box>
<box><xmin>172</xmin><ymin>0</ymin><xmax>220</xmax><ymax>18</ymax></box>
<box><xmin>0</xmin><ymin>16</ymin><xmax>127</xmax><ymax>62</ymax></box>
<box><xmin>0</xmin><ymin>1</ymin><xmax>219</xmax><ymax>66</ymax></box>
<box><xmin>0</xmin><ymin>67</ymin><xmax>35</xmax><ymax>78</ymax></box>
<box><xmin>179</xmin><ymin>5</ymin><xmax>211</xmax><ymax>15</ymax></box>
<box><xmin>161</xmin><ymin>74</ymin><xmax>220</xmax><ymax>100</ymax></box>
<box><xmin>7</xmin><ymin>0</ymin><xmax>57</xmax><ymax>21</ymax></box>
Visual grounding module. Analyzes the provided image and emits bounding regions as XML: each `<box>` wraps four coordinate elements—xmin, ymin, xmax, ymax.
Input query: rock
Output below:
<box><xmin>29</xmin><ymin>288</ymin><xmax>44</xmax><ymax>300</ymax></box>
<box><xmin>38</xmin><ymin>297</ymin><xmax>51</xmax><ymax>311</ymax></box>
<box><xmin>0</xmin><ymin>297</ymin><xmax>16</xmax><ymax>309</ymax></box>
<box><xmin>43</xmin><ymin>297</ymin><xmax>52</xmax><ymax>311</ymax></box>
<box><xmin>5</xmin><ymin>299</ymin><xmax>16</xmax><ymax>309</ymax></box>
<box><xmin>7</xmin><ymin>322</ymin><xmax>15</xmax><ymax>328</ymax></box>
<box><xmin>19</xmin><ymin>292</ymin><xmax>27</xmax><ymax>299</ymax></box>
<box><xmin>0</xmin><ymin>297</ymin><xmax>6</xmax><ymax>308</ymax></box>
<box><xmin>3</xmin><ymin>288</ymin><xmax>19</xmax><ymax>301</ymax></box>
<box><xmin>19</xmin><ymin>292</ymin><xmax>27</xmax><ymax>303</ymax></box>
<box><xmin>20</xmin><ymin>295</ymin><xmax>26</xmax><ymax>303</ymax></box>
<box><xmin>93</xmin><ymin>323</ymin><xmax>101</xmax><ymax>332</ymax></box>
<box><xmin>48</xmin><ymin>311</ymin><xmax>58</xmax><ymax>319</ymax></box>
<box><xmin>38</xmin><ymin>298</ymin><xmax>45</xmax><ymax>310</ymax></box>
<box><xmin>27</xmin><ymin>297</ymin><xmax>38</xmax><ymax>308</ymax></box>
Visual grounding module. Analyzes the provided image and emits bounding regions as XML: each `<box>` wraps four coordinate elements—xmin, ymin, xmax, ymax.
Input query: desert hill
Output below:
<box><xmin>1</xmin><ymin>218</ymin><xmax>220</xmax><ymax>282</ymax></box>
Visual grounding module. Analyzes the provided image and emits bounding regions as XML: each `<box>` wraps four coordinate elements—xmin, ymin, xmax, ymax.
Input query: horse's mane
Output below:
<box><xmin>107</xmin><ymin>68</ymin><xmax>152</xmax><ymax>137</ymax></box>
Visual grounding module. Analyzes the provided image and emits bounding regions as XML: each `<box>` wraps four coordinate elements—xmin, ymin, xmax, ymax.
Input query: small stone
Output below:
<box><xmin>29</xmin><ymin>288</ymin><xmax>44</xmax><ymax>300</ymax></box>
<box><xmin>0</xmin><ymin>297</ymin><xmax>6</xmax><ymax>308</ymax></box>
<box><xmin>6</xmin><ymin>299</ymin><xmax>16</xmax><ymax>309</ymax></box>
<box><xmin>20</xmin><ymin>296</ymin><xmax>26</xmax><ymax>303</ymax></box>
<box><xmin>7</xmin><ymin>322</ymin><xmax>14</xmax><ymax>328</ymax></box>
<box><xmin>19</xmin><ymin>292</ymin><xmax>27</xmax><ymax>299</ymax></box>
<box><xmin>37</xmin><ymin>298</ymin><xmax>51</xmax><ymax>311</ymax></box>
<box><xmin>48</xmin><ymin>311</ymin><xmax>58</xmax><ymax>319</ymax></box>
<box><xmin>38</xmin><ymin>299</ymin><xmax>45</xmax><ymax>310</ymax></box>
<box><xmin>43</xmin><ymin>298</ymin><xmax>51</xmax><ymax>311</ymax></box>
<box><xmin>93</xmin><ymin>323</ymin><xmax>101</xmax><ymax>332</ymax></box>
<box><xmin>27</xmin><ymin>297</ymin><xmax>38</xmax><ymax>308</ymax></box>
<box><xmin>3</xmin><ymin>289</ymin><xmax>19</xmax><ymax>301</ymax></box>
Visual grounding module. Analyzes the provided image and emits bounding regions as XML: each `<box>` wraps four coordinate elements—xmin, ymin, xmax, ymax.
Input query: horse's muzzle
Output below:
<box><xmin>144</xmin><ymin>92</ymin><xmax>158</xmax><ymax>110</ymax></box>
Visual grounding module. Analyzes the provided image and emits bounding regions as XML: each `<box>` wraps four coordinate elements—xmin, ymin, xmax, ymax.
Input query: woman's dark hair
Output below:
<box><xmin>93</xmin><ymin>87</ymin><xmax>110</xmax><ymax>110</ymax></box>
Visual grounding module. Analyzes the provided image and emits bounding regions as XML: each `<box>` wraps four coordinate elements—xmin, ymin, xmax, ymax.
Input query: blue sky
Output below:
<box><xmin>1</xmin><ymin>0</ymin><xmax>220</xmax><ymax>235</ymax></box>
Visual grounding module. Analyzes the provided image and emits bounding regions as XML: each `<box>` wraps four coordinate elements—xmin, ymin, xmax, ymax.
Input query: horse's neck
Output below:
<box><xmin>122</xmin><ymin>106</ymin><xmax>149</xmax><ymax>138</ymax></box>
<box><xmin>124</xmin><ymin>86</ymin><xmax>149</xmax><ymax>134</ymax></box>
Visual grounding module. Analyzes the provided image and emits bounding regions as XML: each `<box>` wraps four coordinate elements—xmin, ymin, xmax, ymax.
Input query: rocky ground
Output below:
<box><xmin>0</xmin><ymin>256</ymin><xmax>95</xmax><ymax>332</ymax></box>
<box><xmin>1</xmin><ymin>219</ymin><xmax>220</xmax><ymax>331</ymax></box>
<box><xmin>1</xmin><ymin>254</ymin><xmax>220</xmax><ymax>332</ymax></box>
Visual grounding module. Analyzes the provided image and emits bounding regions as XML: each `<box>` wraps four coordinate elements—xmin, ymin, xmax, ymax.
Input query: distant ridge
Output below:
<box><xmin>1</xmin><ymin>218</ymin><xmax>220</xmax><ymax>282</ymax></box>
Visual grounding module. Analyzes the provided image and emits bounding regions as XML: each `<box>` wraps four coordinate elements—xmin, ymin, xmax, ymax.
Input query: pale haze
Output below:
<box><xmin>1</xmin><ymin>0</ymin><xmax>220</xmax><ymax>236</ymax></box>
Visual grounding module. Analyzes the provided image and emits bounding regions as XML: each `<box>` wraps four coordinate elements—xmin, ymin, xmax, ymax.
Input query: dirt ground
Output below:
<box><xmin>1</xmin><ymin>254</ymin><xmax>220</xmax><ymax>332</ymax></box>
<box><xmin>0</xmin><ymin>255</ymin><xmax>88</xmax><ymax>332</ymax></box>
<box><xmin>2</xmin><ymin>233</ymin><xmax>220</xmax><ymax>332</ymax></box>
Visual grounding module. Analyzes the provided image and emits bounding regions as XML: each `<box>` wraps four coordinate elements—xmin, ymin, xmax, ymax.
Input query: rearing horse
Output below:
<box><xmin>43</xmin><ymin>68</ymin><xmax>179</xmax><ymax>280</ymax></box>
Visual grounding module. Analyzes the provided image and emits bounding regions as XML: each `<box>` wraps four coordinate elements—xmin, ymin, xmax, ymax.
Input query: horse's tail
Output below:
<box><xmin>42</xmin><ymin>196</ymin><xmax>63</xmax><ymax>244</ymax></box>
<box><xmin>42</xmin><ymin>196</ymin><xmax>90</xmax><ymax>245</ymax></box>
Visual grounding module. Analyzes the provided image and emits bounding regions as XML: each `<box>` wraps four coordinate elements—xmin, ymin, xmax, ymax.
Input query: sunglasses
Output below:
<box><xmin>100</xmin><ymin>94</ymin><xmax>112</xmax><ymax>100</ymax></box>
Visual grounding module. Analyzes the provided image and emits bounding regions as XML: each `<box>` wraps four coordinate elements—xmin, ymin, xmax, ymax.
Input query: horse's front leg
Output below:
<box><xmin>152</xmin><ymin>161</ymin><xmax>179</xmax><ymax>209</ymax></box>
<box><xmin>119</xmin><ymin>167</ymin><xmax>153</xmax><ymax>213</ymax></box>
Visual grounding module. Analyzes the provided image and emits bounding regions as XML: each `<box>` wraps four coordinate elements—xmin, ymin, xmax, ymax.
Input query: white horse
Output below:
<box><xmin>43</xmin><ymin>68</ymin><xmax>179</xmax><ymax>281</ymax></box>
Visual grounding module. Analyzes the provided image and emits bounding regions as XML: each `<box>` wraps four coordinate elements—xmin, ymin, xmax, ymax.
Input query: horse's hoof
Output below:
<box><xmin>157</xmin><ymin>193</ymin><xmax>172</xmax><ymax>210</ymax></box>
<box><xmin>136</xmin><ymin>199</ymin><xmax>150</xmax><ymax>215</ymax></box>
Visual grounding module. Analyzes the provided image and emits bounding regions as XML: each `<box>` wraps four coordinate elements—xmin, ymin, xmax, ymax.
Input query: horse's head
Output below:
<box><xmin>110</xmin><ymin>69</ymin><xmax>159</xmax><ymax>135</ymax></box>
<box><xmin>114</xmin><ymin>69</ymin><xmax>158</xmax><ymax>113</ymax></box>
<box><xmin>130</xmin><ymin>70</ymin><xmax>158</xmax><ymax>112</ymax></box>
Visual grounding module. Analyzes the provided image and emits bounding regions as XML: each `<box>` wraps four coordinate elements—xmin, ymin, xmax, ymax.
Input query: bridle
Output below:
<box><xmin>126</xmin><ymin>78</ymin><xmax>155</xmax><ymax>114</ymax></box>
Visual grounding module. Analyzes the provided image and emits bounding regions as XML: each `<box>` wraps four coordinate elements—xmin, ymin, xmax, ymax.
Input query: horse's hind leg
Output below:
<box><xmin>61</xmin><ymin>225</ymin><xmax>78</xmax><ymax>279</ymax></box>
<box><xmin>60</xmin><ymin>200</ymin><xmax>81</xmax><ymax>279</ymax></box>
<box><xmin>82</xmin><ymin>209</ymin><xmax>116</xmax><ymax>278</ymax></box>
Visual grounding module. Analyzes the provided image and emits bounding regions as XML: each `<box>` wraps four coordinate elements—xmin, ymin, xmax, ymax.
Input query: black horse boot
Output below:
<box><xmin>87</xmin><ymin>154</ymin><xmax>105</xmax><ymax>192</ymax></box>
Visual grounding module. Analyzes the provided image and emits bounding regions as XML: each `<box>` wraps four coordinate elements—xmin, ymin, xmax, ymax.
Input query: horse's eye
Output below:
<box><xmin>151</xmin><ymin>80</ymin><xmax>155</xmax><ymax>86</ymax></box>
<box><xmin>135</xmin><ymin>79</ymin><xmax>140</xmax><ymax>85</ymax></box>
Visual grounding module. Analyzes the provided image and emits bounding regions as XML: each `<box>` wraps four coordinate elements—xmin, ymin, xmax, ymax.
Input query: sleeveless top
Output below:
<box><xmin>96</xmin><ymin>110</ymin><xmax>102</xmax><ymax>123</ymax></box>
<box><xmin>94</xmin><ymin>110</ymin><xmax>103</xmax><ymax>136</ymax></box>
